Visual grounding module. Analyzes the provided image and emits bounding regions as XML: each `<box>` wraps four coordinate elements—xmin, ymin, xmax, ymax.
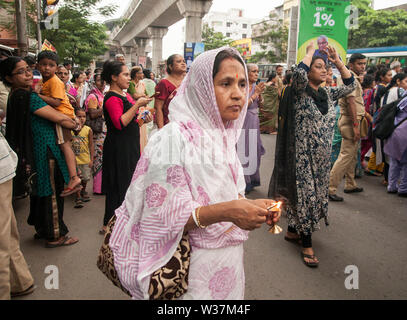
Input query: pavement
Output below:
<box><xmin>13</xmin><ymin>134</ymin><xmax>407</xmax><ymax>300</ymax></box>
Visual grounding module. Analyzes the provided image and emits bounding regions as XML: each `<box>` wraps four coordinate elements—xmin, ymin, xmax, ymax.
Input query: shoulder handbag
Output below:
<box><xmin>97</xmin><ymin>215</ymin><xmax>190</xmax><ymax>300</ymax></box>
<box><xmin>360</xmin><ymin>116</ymin><xmax>369</xmax><ymax>139</ymax></box>
<box><xmin>86</xmin><ymin>94</ymin><xmax>104</xmax><ymax>133</ymax></box>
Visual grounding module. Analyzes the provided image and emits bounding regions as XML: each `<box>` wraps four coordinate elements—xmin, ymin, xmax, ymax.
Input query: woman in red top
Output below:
<box><xmin>154</xmin><ymin>54</ymin><xmax>186</xmax><ymax>128</ymax></box>
<box><xmin>99</xmin><ymin>60</ymin><xmax>153</xmax><ymax>234</ymax></box>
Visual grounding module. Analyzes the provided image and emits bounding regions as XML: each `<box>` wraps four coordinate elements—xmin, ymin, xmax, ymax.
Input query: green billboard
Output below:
<box><xmin>297</xmin><ymin>0</ymin><xmax>351</xmax><ymax>64</ymax></box>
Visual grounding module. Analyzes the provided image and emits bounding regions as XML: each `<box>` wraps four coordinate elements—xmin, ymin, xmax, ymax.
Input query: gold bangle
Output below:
<box><xmin>195</xmin><ymin>206</ymin><xmax>207</xmax><ymax>229</ymax></box>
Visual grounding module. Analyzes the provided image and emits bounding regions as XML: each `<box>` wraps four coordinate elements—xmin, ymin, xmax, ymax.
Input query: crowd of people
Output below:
<box><xmin>0</xmin><ymin>41</ymin><xmax>406</xmax><ymax>300</ymax></box>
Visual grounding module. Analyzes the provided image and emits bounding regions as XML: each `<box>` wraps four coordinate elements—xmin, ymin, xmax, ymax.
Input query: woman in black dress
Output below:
<box><xmin>100</xmin><ymin>61</ymin><xmax>153</xmax><ymax>234</ymax></box>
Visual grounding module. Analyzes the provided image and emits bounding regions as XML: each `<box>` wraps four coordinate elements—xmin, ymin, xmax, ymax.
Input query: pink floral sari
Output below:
<box><xmin>110</xmin><ymin>47</ymin><xmax>250</xmax><ymax>299</ymax></box>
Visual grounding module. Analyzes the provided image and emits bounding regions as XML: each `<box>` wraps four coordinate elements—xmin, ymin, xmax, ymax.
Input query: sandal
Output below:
<box><xmin>60</xmin><ymin>185</ymin><xmax>82</xmax><ymax>197</ymax></box>
<box><xmin>301</xmin><ymin>252</ymin><xmax>319</xmax><ymax>268</ymax></box>
<box><xmin>81</xmin><ymin>191</ymin><xmax>91</xmax><ymax>202</ymax></box>
<box><xmin>45</xmin><ymin>236</ymin><xmax>79</xmax><ymax>248</ymax></box>
<box><xmin>74</xmin><ymin>198</ymin><xmax>84</xmax><ymax>208</ymax></box>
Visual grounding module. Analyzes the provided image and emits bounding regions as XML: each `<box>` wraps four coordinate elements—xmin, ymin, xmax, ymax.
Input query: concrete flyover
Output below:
<box><xmin>110</xmin><ymin>0</ymin><xmax>213</xmax><ymax>75</ymax></box>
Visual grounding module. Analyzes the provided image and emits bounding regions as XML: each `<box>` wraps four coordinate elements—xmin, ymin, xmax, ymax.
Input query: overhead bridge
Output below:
<box><xmin>109</xmin><ymin>0</ymin><xmax>212</xmax><ymax>74</ymax></box>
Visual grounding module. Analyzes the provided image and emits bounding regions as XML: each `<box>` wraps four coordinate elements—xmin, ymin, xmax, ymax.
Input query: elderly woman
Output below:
<box><xmin>269</xmin><ymin>43</ymin><xmax>356</xmax><ymax>267</ymax></box>
<box><xmin>237</xmin><ymin>63</ymin><xmax>265</xmax><ymax>193</ymax></box>
<box><xmin>155</xmin><ymin>54</ymin><xmax>186</xmax><ymax>129</ymax></box>
<box><xmin>109</xmin><ymin>48</ymin><xmax>280</xmax><ymax>299</ymax></box>
<box><xmin>56</xmin><ymin>65</ymin><xmax>78</xmax><ymax>109</ymax></box>
<box><xmin>1</xmin><ymin>57</ymin><xmax>79</xmax><ymax>247</ymax></box>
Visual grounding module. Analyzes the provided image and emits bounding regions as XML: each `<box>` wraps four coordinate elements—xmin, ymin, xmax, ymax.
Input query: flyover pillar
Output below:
<box><xmin>147</xmin><ymin>27</ymin><xmax>168</xmax><ymax>76</ymax></box>
<box><xmin>123</xmin><ymin>45</ymin><xmax>135</xmax><ymax>67</ymax></box>
<box><xmin>134</xmin><ymin>37</ymin><xmax>149</xmax><ymax>67</ymax></box>
<box><xmin>177</xmin><ymin>0</ymin><xmax>213</xmax><ymax>43</ymax></box>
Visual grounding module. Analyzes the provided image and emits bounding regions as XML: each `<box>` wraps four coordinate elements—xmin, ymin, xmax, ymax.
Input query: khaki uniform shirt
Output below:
<box><xmin>337</xmin><ymin>70</ymin><xmax>365</xmax><ymax>119</ymax></box>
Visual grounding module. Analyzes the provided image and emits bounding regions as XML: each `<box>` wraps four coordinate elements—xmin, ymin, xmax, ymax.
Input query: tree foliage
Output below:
<box><xmin>43</xmin><ymin>0</ymin><xmax>117</xmax><ymax>67</ymax></box>
<box><xmin>248</xmin><ymin>14</ymin><xmax>288</xmax><ymax>64</ymax></box>
<box><xmin>0</xmin><ymin>0</ymin><xmax>117</xmax><ymax>67</ymax></box>
<box><xmin>201</xmin><ymin>24</ymin><xmax>233</xmax><ymax>50</ymax></box>
<box><xmin>348</xmin><ymin>0</ymin><xmax>407</xmax><ymax>48</ymax></box>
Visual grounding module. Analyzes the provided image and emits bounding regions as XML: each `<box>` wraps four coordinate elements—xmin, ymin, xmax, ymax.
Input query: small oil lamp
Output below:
<box><xmin>267</xmin><ymin>201</ymin><xmax>283</xmax><ymax>234</ymax></box>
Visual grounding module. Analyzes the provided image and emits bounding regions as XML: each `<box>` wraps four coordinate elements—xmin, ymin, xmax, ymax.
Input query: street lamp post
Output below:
<box><xmin>15</xmin><ymin>0</ymin><xmax>28</xmax><ymax>57</ymax></box>
<box><xmin>36</xmin><ymin>0</ymin><xmax>43</xmax><ymax>52</ymax></box>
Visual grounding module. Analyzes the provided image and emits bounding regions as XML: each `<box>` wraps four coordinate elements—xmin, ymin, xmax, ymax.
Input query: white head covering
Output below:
<box><xmin>109</xmin><ymin>47</ymin><xmax>250</xmax><ymax>299</ymax></box>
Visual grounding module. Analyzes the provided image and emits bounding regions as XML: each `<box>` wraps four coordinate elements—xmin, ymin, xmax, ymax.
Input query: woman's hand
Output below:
<box><xmin>246</xmin><ymin>199</ymin><xmax>282</xmax><ymax>226</ymax></box>
<box><xmin>302</xmin><ymin>41</ymin><xmax>316</xmax><ymax>67</ymax></box>
<box><xmin>143</xmin><ymin>112</ymin><xmax>153</xmax><ymax>124</ymax></box>
<box><xmin>136</xmin><ymin>97</ymin><xmax>152</xmax><ymax>108</ymax></box>
<box><xmin>228</xmin><ymin>199</ymin><xmax>269</xmax><ymax>231</ymax></box>
<box><xmin>324</xmin><ymin>45</ymin><xmax>342</xmax><ymax>66</ymax></box>
<box><xmin>255</xmin><ymin>82</ymin><xmax>266</xmax><ymax>95</ymax></box>
<box><xmin>33</xmin><ymin>82</ymin><xmax>42</xmax><ymax>94</ymax></box>
<box><xmin>306</xmin><ymin>41</ymin><xmax>316</xmax><ymax>57</ymax></box>
<box><xmin>61</xmin><ymin>117</ymin><xmax>77</xmax><ymax>130</ymax></box>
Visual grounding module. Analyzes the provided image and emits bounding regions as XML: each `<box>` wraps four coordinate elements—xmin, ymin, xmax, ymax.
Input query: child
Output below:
<box><xmin>36</xmin><ymin>51</ymin><xmax>81</xmax><ymax>196</ymax></box>
<box><xmin>71</xmin><ymin>109</ymin><xmax>94</xmax><ymax>208</ymax></box>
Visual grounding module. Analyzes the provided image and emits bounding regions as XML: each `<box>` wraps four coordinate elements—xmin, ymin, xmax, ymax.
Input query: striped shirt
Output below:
<box><xmin>0</xmin><ymin>131</ymin><xmax>18</xmax><ymax>184</ymax></box>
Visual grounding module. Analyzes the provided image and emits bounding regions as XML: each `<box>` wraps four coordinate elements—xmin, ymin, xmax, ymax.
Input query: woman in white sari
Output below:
<box><xmin>109</xmin><ymin>47</ymin><xmax>280</xmax><ymax>299</ymax></box>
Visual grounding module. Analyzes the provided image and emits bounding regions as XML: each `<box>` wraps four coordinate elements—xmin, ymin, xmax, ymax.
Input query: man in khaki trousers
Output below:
<box><xmin>329</xmin><ymin>53</ymin><xmax>367</xmax><ymax>201</ymax></box>
<box><xmin>0</xmin><ymin>129</ymin><xmax>35</xmax><ymax>299</ymax></box>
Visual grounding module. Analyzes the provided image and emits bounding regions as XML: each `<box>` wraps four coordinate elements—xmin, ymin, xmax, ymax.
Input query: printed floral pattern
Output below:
<box><xmin>208</xmin><ymin>267</ymin><xmax>236</xmax><ymax>300</ymax></box>
<box><xmin>146</xmin><ymin>183</ymin><xmax>167</xmax><ymax>208</ymax></box>
<box><xmin>166</xmin><ymin>165</ymin><xmax>191</xmax><ymax>188</ymax></box>
<box><xmin>179</xmin><ymin>121</ymin><xmax>204</xmax><ymax>146</ymax></box>
<box><xmin>197</xmin><ymin>186</ymin><xmax>210</xmax><ymax>206</ymax></box>
<box><xmin>132</xmin><ymin>155</ymin><xmax>149</xmax><ymax>182</ymax></box>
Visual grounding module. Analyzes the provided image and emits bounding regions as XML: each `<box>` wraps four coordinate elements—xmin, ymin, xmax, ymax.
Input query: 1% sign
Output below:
<box><xmin>313</xmin><ymin>8</ymin><xmax>335</xmax><ymax>27</ymax></box>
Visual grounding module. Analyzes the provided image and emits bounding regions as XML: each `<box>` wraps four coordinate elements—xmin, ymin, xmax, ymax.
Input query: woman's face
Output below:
<box><xmin>308</xmin><ymin>58</ymin><xmax>327</xmax><ymax>84</ymax></box>
<box><xmin>397</xmin><ymin>77</ymin><xmax>407</xmax><ymax>91</ymax></box>
<box><xmin>56</xmin><ymin>67</ymin><xmax>69</xmax><ymax>84</ymax></box>
<box><xmin>6</xmin><ymin>61</ymin><xmax>33</xmax><ymax>89</ymax></box>
<box><xmin>214</xmin><ymin>58</ymin><xmax>247</xmax><ymax>125</ymax></box>
<box><xmin>136</xmin><ymin>69</ymin><xmax>144</xmax><ymax>81</ymax></box>
<box><xmin>170</xmin><ymin>55</ymin><xmax>187</xmax><ymax>74</ymax></box>
<box><xmin>78</xmin><ymin>72</ymin><xmax>86</xmax><ymax>84</ymax></box>
<box><xmin>95</xmin><ymin>76</ymin><xmax>105</xmax><ymax>92</ymax></box>
<box><xmin>112</xmin><ymin>65</ymin><xmax>131</xmax><ymax>90</ymax></box>
<box><xmin>248</xmin><ymin>66</ymin><xmax>259</xmax><ymax>84</ymax></box>
<box><xmin>381</xmin><ymin>71</ymin><xmax>392</xmax><ymax>84</ymax></box>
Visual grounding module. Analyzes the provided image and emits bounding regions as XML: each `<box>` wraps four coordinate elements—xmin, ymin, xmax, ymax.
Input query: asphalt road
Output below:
<box><xmin>13</xmin><ymin>134</ymin><xmax>407</xmax><ymax>300</ymax></box>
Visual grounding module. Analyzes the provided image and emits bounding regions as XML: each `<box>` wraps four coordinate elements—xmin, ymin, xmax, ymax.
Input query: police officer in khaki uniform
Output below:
<box><xmin>329</xmin><ymin>53</ymin><xmax>367</xmax><ymax>201</ymax></box>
